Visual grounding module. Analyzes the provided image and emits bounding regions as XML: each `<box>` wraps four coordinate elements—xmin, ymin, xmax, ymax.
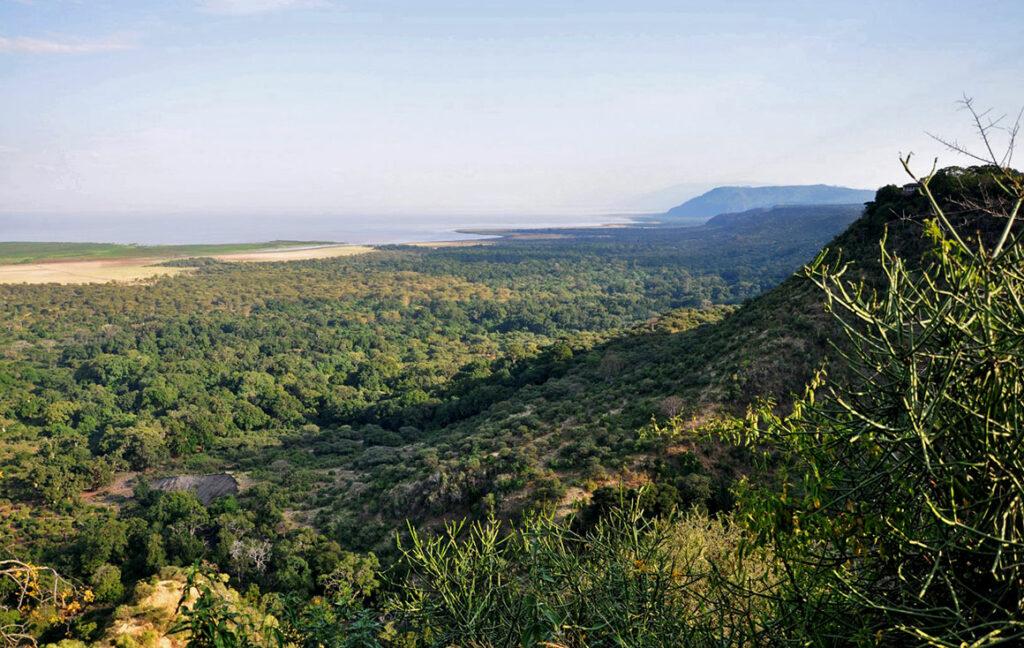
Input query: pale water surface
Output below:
<box><xmin>0</xmin><ymin>213</ymin><xmax>634</xmax><ymax>245</ymax></box>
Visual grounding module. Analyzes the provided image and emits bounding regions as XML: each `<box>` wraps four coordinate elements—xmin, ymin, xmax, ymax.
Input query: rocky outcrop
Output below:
<box><xmin>150</xmin><ymin>473</ymin><xmax>239</xmax><ymax>505</ymax></box>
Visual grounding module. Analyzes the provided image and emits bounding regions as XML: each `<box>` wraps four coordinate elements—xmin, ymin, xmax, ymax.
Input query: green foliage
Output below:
<box><xmin>391</xmin><ymin>501</ymin><xmax>777</xmax><ymax>647</ymax></box>
<box><xmin>319</xmin><ymin>552</ymin><xmax>380</xmax><ymax>608</ymax></box>
<box><xmin>0</xmin><ymin>560</ymin><xmax>81</xmax><ymax>647</ymax></box>
<box><xmin>268</xmin><ymin>553</ymin><xmax>385</xmax><ymax>648</ymax></box>
<box><xmin>734</xmin><ymin>161</ymin><xmax>1024</xmax><ymax>645</ymax></box>
<box><xmin>90</xmin><ymin>564</ymin><xmax>125</xmax><ymax>604</ymax></box>
<box><xmin>0</xmin><ymin>190</ymin><xmax>896</xmax><ymax>645</ymax></box>
<box><xmin>1</xmin><ymin>207</ymin><xmax>841</xmax><ymax>569</ymax></box>
<box><xmin>169</xmin><ymin>568</ymin><xmax>283</xmax><ymax>648</ymax></box>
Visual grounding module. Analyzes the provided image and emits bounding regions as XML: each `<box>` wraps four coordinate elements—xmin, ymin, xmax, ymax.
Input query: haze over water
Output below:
<box><xmin>0</xmin><ymin>213</ymin><xmax>635</xmax><ymax>246</ymax></box>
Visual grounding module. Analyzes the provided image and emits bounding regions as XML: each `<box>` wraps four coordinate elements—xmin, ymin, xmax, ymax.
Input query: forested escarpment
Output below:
<box><xmin>3</xmin><ymin>165</ymin><xmax>1023</xmax><ymax>647</ymax></box>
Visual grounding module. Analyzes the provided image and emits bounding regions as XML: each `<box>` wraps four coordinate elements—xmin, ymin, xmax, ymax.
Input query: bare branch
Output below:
<box><xmin>961</xmin><ymin>95</ymin><xmax>1002</xmax><ymax>165</ymax></box>
<box><xmin>926</xmin><ymin>131</ymin><xmax>996</xmax><ymax>166</ymax></box>
<box><xmin>928</xmin><ymin>97</ymin><xmax>1023</xmax><ymax>175</ymax></box>
<box><xmin>1002</xmin><ymin>106</ymin><xmax>1023</xmax><ymax>168</ymax></box>
<box><xmin>0</xmin><ymin>561</ymin><xmax>81</xmax><ymax>648</ymax></box>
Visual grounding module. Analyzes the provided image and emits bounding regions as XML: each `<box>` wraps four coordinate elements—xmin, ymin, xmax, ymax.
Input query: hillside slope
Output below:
<box><xmin>663</xmin><ymin>184</ymin><xmax>874</xmax><ymax>221</ymax></box>
<box><xmin>222</xmin><ymin>203</ymin><xmax>871</xmax><ymax>547</ymax></box>
<box><xmin>350</xmin><ymin>170</ymin><xmax>997</xmax><ymax>543</ymax></box>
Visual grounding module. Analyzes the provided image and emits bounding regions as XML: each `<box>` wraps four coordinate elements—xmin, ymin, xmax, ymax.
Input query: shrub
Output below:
<box><xmin>391</xmin><ymin>502</ymin><xmax>778</xmax><ymax>646</ymax></box>
<box><xmin>736</xmin><ymin>156</ymin><xmax>1024</xmax><ymax>644</ymax></box>
<box><xmin>91</xmin><ymin>563</ymin><xmax>125</xmax><ymax>604</ymax></box>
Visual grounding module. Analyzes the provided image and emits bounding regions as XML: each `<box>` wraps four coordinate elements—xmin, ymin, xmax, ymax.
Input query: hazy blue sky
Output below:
<box><xmin>2</xmin><ymin>0</ymin><xmax>1022</xmax><ymax>216</ymax></box>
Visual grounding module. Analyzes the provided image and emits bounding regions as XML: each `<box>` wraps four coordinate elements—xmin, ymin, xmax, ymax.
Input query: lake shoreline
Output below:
<box><xmin>0</xmin><ymin>215</ymin><xmax>651</xmax><ymax>284</ymax></box>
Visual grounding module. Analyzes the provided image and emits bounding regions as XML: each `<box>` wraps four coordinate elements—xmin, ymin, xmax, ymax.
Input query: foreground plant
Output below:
<box><xmin>736</xmin><ymin>107</ymin><xmax>1024</xmax><ymax>645</ymax></box>
<box><xmin>391</xmin><ymin>502</ymin><xmax>776</xmax><ymax>647</ymax></box>
<box><xmin>0</xmin><ymin>560</ymin><xmax>83</xmax><ymax>648</ymax></box>
<box><xmin>168</xmin><ymin>567</ymin><xmax>283</xmax><ymax>648</ymax></box>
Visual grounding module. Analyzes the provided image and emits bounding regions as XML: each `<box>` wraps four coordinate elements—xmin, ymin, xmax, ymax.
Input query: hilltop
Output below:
<box><xmin>660</xmin><ymin>184</ymin><xmax>875</xmax><ymax>222</ymax></box>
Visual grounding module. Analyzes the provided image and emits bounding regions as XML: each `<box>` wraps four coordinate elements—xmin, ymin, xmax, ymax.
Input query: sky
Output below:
<box><xmin>1</xmin><ymin>0</ymin><xmax>1023</xmax><ymax>217</ymax></box>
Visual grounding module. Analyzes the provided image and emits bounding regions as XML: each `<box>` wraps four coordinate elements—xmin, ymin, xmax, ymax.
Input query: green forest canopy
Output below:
<box><xmin>2</xmin><ymin>168</ymin><xmax>1022</xmax><ymax>647</ymax></box>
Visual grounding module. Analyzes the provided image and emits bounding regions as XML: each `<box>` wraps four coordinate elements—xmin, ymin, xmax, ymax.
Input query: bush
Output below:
<box><xmin>391</xmin><ymin>502</ymin><xmax>777</xmax><ymax>646</ymax></box>
<box><xmin>91</xmin><ymin>564</ymin><xmax>125</xmax><ymax>604</ymax></box>
<box><xmin>736</xmin><ymin>159</ymin><xmax>1024</xmax><ymax>644</ymax></box>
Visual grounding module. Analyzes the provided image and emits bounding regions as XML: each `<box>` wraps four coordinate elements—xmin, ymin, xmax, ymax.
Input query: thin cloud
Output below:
<box><xmin>199</xmin><ymin>0</ymin><xmax>334</xmax><ymax>15</ymax></box>
<box><xmin>0</xmin><ymin>35</ymin><xmax>136</xmax><ymax>54</ymax></box>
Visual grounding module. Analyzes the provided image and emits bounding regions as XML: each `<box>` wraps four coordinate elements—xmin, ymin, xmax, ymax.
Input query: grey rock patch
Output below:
<box><xmin>150</xmin><ymin>473</ymin><xmax>239</xmax><ymax>505</ymax></box>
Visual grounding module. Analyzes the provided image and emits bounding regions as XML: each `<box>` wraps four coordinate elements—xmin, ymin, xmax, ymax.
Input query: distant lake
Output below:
<box><xmin>0</xmin><ymin>213</ymin><xmax>636</xmax><ymax>245</ymax></box>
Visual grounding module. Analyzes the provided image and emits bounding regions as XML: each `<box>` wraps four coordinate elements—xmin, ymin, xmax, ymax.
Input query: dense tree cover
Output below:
<box><xmin>3</xmin><ymin>157</ymin><xmax>1020</xmax><ymax>646</ymax></box>
<box><xmin>0</xmin><ymin>206</ymin><xmax>856</xmax><ymax>644</ymax></box>
<box><xmin>159</xmin><ymin>161</ymin><xmax>1021</xmax><ymax>647</ymax></box>
<box><xmin>309</xmin><ymin>164</ymin><xmax>1022</xmax><ymax>647</ymax></box>
<box><xmin>729</xmin><ymin>161</ymin><xmax>1024</xmax><ymax>644</ymax></box>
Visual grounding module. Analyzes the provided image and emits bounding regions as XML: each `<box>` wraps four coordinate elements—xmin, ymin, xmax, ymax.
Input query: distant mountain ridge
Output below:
<box><xmin>664</xmin><ymin>184</ymin><xmax>875</xmax><ymax>220</ymax></box>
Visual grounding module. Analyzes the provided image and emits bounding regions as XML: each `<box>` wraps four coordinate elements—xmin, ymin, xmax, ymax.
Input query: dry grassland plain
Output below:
<box><xmin>0</xmin><ymin>244</ymin><xmax>376</xmax><ymax>285</ymax></box>
<box><xmin>209</xmin><ymin>244</ymin><xmax>374</xmax><ymax>262</ymax></box>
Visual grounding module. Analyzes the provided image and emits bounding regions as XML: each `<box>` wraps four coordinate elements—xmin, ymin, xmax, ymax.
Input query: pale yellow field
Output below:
<box><xmin>0</xmin><ymin>244</ymin><xmax>375</xmax><ymax>285</ymax></box>
<box><xmin>0</xmin><ymin>258</ymin><xmax>186</xmax><ymax>284</ymax></box>
<box><xmin>211</xmin><ymin>244</ymin><xmax>374</xmax><ymax>262</ymax></box>
<box><xmin>404</xmin><ymin>239</ymin><xmax>493</xmax><ymax>248</ymax></box>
